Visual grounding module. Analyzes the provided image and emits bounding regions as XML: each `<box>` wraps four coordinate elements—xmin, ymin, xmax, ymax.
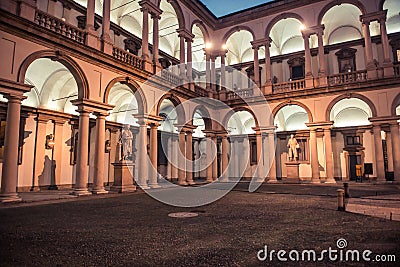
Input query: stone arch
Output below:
<box><xmin>222</xmin><ymin>26</ymin><xmax>256</xmax><ymax>45</ymax></box>
<box><xmin>221</xmin><ymin>106</ymin><xmax>260</xmax><ymax>131</ymax></box>
<box><xmin>157</xmin><ymin>0</ymin><xmax>185</xmax><ymax>29</ymax></box>
<box><xmin>191</xmin><ymin>105</ymin><xmax>212</xmax><ymax>130</ymax></box>
<box><xmin>191</xmin><ymin>19</ymin><xmax>210</xmax><ymax>43</ymax></box>
<box><xmin>103</xmin><ymin>76</ymin><xmax>147</xmax><ymax>116</ymax></box>
<box><xmin>391</xmin><ymin>93</ymin><xmax>400</xmax><ymax>116</ymax></box>
<box><xmin>265</xmin><ymin>13</ymin><xmax>305</xmax><ymax>37</ymax></box>
<box><xmin>18</xmin><ymin>50</ymin><xmax>89</xmax><ymax>99</ymax></box>
<box><xmin>272</xmin><ymin>101</ymin><xmax>313</xmax><ymax>126</ymax></box>
<box><xmin>155</xmin><ymin>93</ymin><xmax>186</xmax><ymax>125</ymax></box>
<box><xmin>317</xmin><ymin>0</ymin><xmax>366</xmax><ymax>25</ymax></box>
<box><xmin>325</xmin><ymin>93</ymin><xmax>378</xmax><ymax>121</ymax></box>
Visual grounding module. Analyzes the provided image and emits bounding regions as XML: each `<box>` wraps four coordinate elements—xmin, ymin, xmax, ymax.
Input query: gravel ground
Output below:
<box><xmin>1</xmin><ymin>184</ymin><xmax>399</xmax><ymax>266</ymax></box>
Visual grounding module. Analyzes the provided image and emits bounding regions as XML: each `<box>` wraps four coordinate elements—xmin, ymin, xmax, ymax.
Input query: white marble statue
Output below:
<box><xmin>287</xmin><ymin>134</ymin><xmax>299</xmax><ymax>161</ymax></box>
<box><xmin>120</xmin><ymin>124</ymin><xmax>133</xmax><ymax>160</ymax></box>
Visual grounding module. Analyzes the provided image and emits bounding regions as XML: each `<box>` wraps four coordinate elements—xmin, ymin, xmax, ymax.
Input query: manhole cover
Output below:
<box><xmin>168</xmin><ymin>212</ymin><xmax>199</xmax><ymax>218</ymax></box>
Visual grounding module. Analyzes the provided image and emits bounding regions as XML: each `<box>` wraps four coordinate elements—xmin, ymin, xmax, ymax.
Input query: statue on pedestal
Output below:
<box><xmin>287</xmin><ymin>134</ymin><xmax>299</xmax><ymax>161</ymax></box>
<box><xmin>120</xmin><ymin>124</ymin><xmax>133</xmax><ymax>161</ymax></box>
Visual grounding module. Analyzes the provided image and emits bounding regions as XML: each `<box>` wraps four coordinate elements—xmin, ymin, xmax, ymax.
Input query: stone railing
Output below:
<box><xmin>327</xmin><ymin>70</ymin><xmax>368</xmax><ymax>86</ymax></box>
<box><xmin>194</xmin><ymin>85</ymin><xmax>208</xmax><ymax>97</ymax></box>
<box><xmin>394</xmin><ymin>63</ymin><xmax>400</xmax><ymax>77</ymax></box>
<box><xmin>226</xmin><ymin>88</ymin><xmax>254</xmax><ymax>100</ymax></box>
<box><xmin>161</xmin><ymin>71</ymin><xmax>182</xmax><ymax>85</ymax></box>
<box><xmin>112</xmin><ymin>47</ymin><xmax>143</xmax><ymax>70</ymax></box>
<box><xmin>34</xmin><ymin>10</ymin><xmax>86</xmax><ymax>44</ymax></box>
<box><xmin>272</xmin><ymin>79</ymin><xmax>305</xmax><ymax>93</ymax></box>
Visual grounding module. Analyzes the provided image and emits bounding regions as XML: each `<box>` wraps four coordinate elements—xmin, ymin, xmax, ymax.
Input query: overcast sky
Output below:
<box><xmin>199</xmin><ymin>0</ymin><xmax>274</xmax><ymax>17</ymax></box>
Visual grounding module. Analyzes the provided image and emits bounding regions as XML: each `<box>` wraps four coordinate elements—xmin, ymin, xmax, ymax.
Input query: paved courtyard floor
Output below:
<box><xmin>1</xmin><ymin>182</ymin><xmax>399</xmax><ymax>266</ymax></box>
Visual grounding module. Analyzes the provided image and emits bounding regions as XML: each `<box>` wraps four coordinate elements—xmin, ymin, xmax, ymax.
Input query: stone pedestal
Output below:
<box><xmin>110</xmin><ymin>161</ymin><xmax>136</xmax><ymax>193</ymax></box>
<box><xmin>285</xmin><ymin>161</ymin><xmax>301</xmax><ymax>183</ymax></box>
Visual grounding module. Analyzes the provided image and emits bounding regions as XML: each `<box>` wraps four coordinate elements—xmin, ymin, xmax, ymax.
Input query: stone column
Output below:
<box><xmin>205</xmin><ymin>52</ymin><xmax>211</xmax><ymax>91</ymax></box>
<box><xmin>220</xmin><ymin>134</ymin><xmax>229</xmax><ymax>182</ymax></box>
<box><xmin>171</xmin><ymin>134</ymin><xmax>179</xmax><ymax>181</ymax></box>
<box><xmin>0</xmin><ymin>94</ymin><xmax>25</xmax><ymax>202</ymax></box>
<box><xmin>267</xmin><ymin>130</ymin><xmax>277</xmax><ymax>183</ymax></box>
<box><xmin>185</xmin><ymin>129</ymin><xmax>194</xmax><ymax>185</ymax></box>
<box><xmin>212</xmin><ymin>135</ymin><xmax>218</xmax><ymax>180</ymax></box>
<box><xmin>373</xmin><ymin>124</ymin><xmax>385</xmax><ymax>182</ymax></box>
<box><xmin>302</xmin><ymin>32</ymin><xmax>312</xmax><ymax>77</ymax></box>
<box><xmin>178</xmin><ymin>33</ymin><xmax>186</xmax><ymax>79</ymax></box>
<box><xmin>232</xmin><ymin>137</ymin><xmax>239</xmax><ymax>179</ymax></box>
<box><xmin>152</xmin><ymin>13</ymin><xmax>161</xmax><ymax>72</ymax></box>
<box><xmin>389</xmin><ymin>122</ymin><xmax>400</xmax><ymax>181</ymax></box>
<box><xmin>72</xmin><ymin>109</ymin><xmax>91</xmax><ymax>195</ymax></box>
<box><xmin>204</xmin><ymin>132</ymin><xmax>214</xmax><ymax>182</ymax></box>
<box><xmin>324</xmin><ymin>127</ymin><xmax>335</xmax><ymax>183</ymax></box>
<box><xmin>50</xmin><ymin>119</ymin><xmax>66</xmax><ymax>190</ymax></box>
<box><xmin>317</xmin><ymin>26</ymin><xmax>326</xmax><ymax>75</ymax></box>
<box><xmin>140</xmin><ymin>4</ymin><xmax>152</xmax><ymax>72</ymax></box>
<box><xmin>379</xmin><ymin>15</ymin><xmax>394</xmax><ymax>77</ymax></box>
<box><xmin>256</xmin><ymin>131</ymin><xmax>264</xmax><ymax>181</ymax></box>
<box><xmin>148</xmin><ymin>122</ymin><xmax>160</xmax><ymax>188</ymax></box>
<box><xmin>101</xmin><ymin>0</ymin><xmax>112</xmax><ymax>54</ymax></box>
<box><xmin>32</xmin><ymin>116</ymin><xmax>49</xmax><ymax>191</ymax></box>
<box><xmin>310</xmin><ymin>128</ymin><xmax>320</xmax><ymax>183</ymax></box>
<box><xmin>210</xmin><ymin>55</ymin><xmax>216</xmax><ymax>92</ymax></box>
<box><xmin>92</xmin><ymin>112</ymin><xmax>108</xmax><ymax>194</ymax></box>
<box><xmin>264</xmin><ymin>39</ymin><xmax>272</xmax><ymax>85</ymax></box>
<box><xmin>220</xmin><ymin>53</ymin><xmax>226</xmax><ymax>89</ymax></box>
<box><xmin>178</xmin><ymin>130</ymin><xmax>187</xmax><ymax>185</ymax></box>
<box><xmin>137</xmin><ymin>118</ymin><xmax>150</xmax><ymax>189</ymax></box>
<box><xmin>85</xmin><ymin>0</ymin><xmax>97</xmax><ymax>48</ymax></box>
<box><xmin>253</xmin><ymin>45</ymin><xmax>260</xmax><ymax>87</ymax></box>
<box><xmin>186</xmin><ymin>37</ymin><xmax>193</xmax><ymax>86</ymax></box>
<box><xmin>360</xmin><ymin>18</ymin><xmax>377</xmax><ymax>79</ymax></box>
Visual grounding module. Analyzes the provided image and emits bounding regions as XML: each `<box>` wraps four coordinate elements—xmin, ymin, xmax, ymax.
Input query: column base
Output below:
<box><xmin>48</xmin><ymin>185</ymin><xmax>59</xmax><ymax>190</ymax></box>
<box><xmin>262</xmin><ymin>84</ymin><xmax>273</xmax><ymax>95</ymax></box>
<box><xmin>178</xmin><ymin>181</ymin><xmax>188</xmax><ymax>186</ymax></box>
<box><xmin>149</xmin><ymin>184</ymin><xmax>161</xmax><ymax>189</ymax></box>
<box><xmin>143</xmin><ymin>60</ymin><xmax>153</xmax><ymax>72</ymax></box>
<box><xmin>305</xmin><ymin>76</ymin><xmax>314</xmax><ymax>88</ymax></box>
<box><xmin>92</xmin><ymin>188</ymin><xmax>109</xmax><ymax>194</ymax></box>
<box><xmin>267</xmin><ymin>178</ymin><xmax>278</xmax><ymax>183</ymax></box>
<box><xmin>206</xmin><ymin>178</ymin><xmax>213</xmax><ymax>183</ymax></box>
<box><xmin>110</xmin><ymin>185</ymin><xmax>136</xmax><ymax>193</ymax></box>
<box><xmin>310</xmin><ymin>178</ymin><xmax>321</xmax><ymax>184</ymax></box>
<box><xmin>30</xmin><ymin>186</ymin><xmax>40</xmax><ymax>192</ymax></box>
<box><xmin>186</xmin><ymin>180</ymin><xmax>195</xmax><ymax>185</ymax></box>
<box><xmin>137</xmin><ymin>183</ymin><xmax>150</xmax><ymax>190</ymax></box>
<box><xmin>383</xmin><ymin>62</ymin><xmax>394</xmax><ymax>78</ymax></box>
<box><xmin>0</xmin><ymin>193</ymin><xmax>22</xmax><ymax>203</ymax></box>
<box><xmin>101</xmin><ymin>38</ymin><xmax>113</xmax><ymax>55</ymax></box>
<box><xmin>71</xmin><ymin>188</ymin><xmax>92</xmax><ymax>196</ymax></box>
<box><xmin>86</xmin><ymin>31</ymin><xmax>99</xmax><ymax>49</ymax></box>
<box><xmin>325</xmin><ymin>178</ymin><xmax>336</xmax><ymax>184</ymax></box>
<box><xmin>317</xmin><ymin>75</ymin><xmax>328</xmax><ymax>87</ymax></box>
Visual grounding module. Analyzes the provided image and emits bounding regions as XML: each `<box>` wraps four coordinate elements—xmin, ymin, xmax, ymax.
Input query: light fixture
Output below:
<box><xmin>299</xmin><ymin>24</ymin><xmax>306</xmax><ymax>31</ymax></box>
<box><xmin>222</xmin><ymin>44</ymin><xmax>227</xmax><ymax>50</ymax></box>
<box><xmin>205</xmin><ymin>42</ymin><xmax>212</xmax><ymax>49</ymax></box>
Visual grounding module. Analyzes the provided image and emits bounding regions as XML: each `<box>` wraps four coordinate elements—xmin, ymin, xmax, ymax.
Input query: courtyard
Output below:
<box><xmin>1</xmin><ymin>183</ymin><xmax>399</xmax><ymax>266</ymax></box>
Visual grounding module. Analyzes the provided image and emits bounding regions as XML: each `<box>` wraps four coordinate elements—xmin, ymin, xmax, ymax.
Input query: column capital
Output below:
<box><xmin>176</xmin><ymin>28</ymin><xmax>195</xmax><ymax>40</ymax></box>
<box><xmin>71</xmin><ymin>99</ymin><xmax>114</xmax><ymax>114</ymax></box>
<box><xmin>139</xmin><ymin>0</ymin><xmax>162</xmax><ymax>16</ymax></box>
<box><xmin>0</xmin><ymin>78</ymin><xmax>33</xmax><ymax>98</ymax></box>
<box><xmin>251</xmin><ymin>37</ymin><xmax>272</xmax><ymax>48</ymax></box>
<box><xmin>360</xmin><ymin>10</ymin><xmax>387</xmax><ymax>24</ymax></box>
<box><xmin>369</xmin><ymin>116</ymin><xmax>400</xmax><ymax>126</ymax></box>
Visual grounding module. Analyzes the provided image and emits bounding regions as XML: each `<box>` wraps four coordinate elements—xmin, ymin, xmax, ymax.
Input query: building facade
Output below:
<box><xmin>0</xmin><ymin>0</ymin><xmax>399</xmax><ymax>201</ymax></box>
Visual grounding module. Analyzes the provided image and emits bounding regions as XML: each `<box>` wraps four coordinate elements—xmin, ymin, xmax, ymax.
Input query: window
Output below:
<box><xmin>389</xmin><ymin>37</ymin><xmax>400</xmax><ymax>63</ymax></box>
<box><xmin>250</xmin><ymin>140</ymin><xmax>257</xmax><ymax>165</ymax></box>
<box><xmin>287</xmin><ymin>57</ymin><xmax>305</xmax><ymax>80</ymax></box>
<box><xmin>346</xmin><ymin>136</ymin><xmax>361</xmax><ymax>146</ymax></box>
<box><xmin>0</xmin><ymin>120</ymin><xmax>6</xmax><ymax>160</ymax></box>
<box><xmin>335</xmin><ymin>48</ymin><xmax>357</xmax><ymax>73</ymax></box>
<box><xmin>296</xmin><ymin>138</ymin><xmax>308</xmax><ymax>162</ymax></box>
